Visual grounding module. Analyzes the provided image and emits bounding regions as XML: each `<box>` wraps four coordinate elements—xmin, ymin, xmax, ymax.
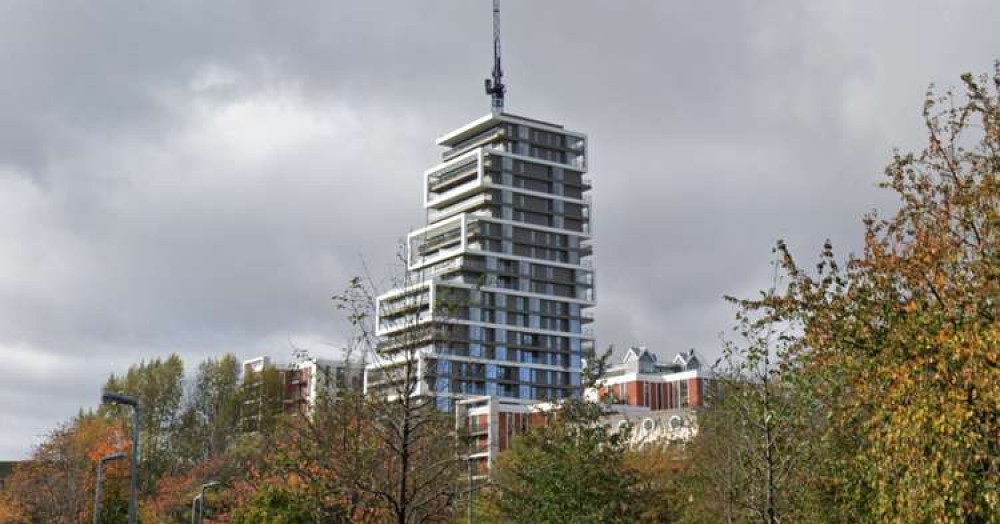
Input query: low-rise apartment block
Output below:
<box><xmin>240</xmin><ymin>356</ymin><xmax>363</xmax><ymax>431</ymax></box>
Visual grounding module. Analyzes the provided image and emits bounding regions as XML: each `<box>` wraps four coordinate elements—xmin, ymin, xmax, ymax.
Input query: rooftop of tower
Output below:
<box><xmin>435</xmin><ymin>112</ymin><xmax>576</xmax><ymax>147</ymax></box>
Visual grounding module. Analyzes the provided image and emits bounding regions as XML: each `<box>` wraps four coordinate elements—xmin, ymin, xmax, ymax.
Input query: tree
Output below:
<box><xmin>237</xmin><ymin>364</ymin><xmax>288</xmax><ymax>436</ymax></box>
<box><xmin>0</xmin><ymin>414</ymin><xmax>130</xmax><ymax>524</ymax></box>
<box><xmin>625</xmin><ymin>446</ymin><xmax>688</xmax><ymax>524</ymax></box>
<box><xmin>103</xmin><ymin>354</ymin><xmax>186</xmax><ymax>489</ymax></box>
<box><xmin>234</xmin><ymin>265</ymin><xmax>464</xmax><ymax>523</ymax></box>
<box><xmin>256</xmin><ymin>388</ymin><xmax>382</xmax><ymax>522</ymax></box>
<box><xmin>0</xmin><ymin>491</ymin><xmax>24</xmax><ymax>524</ymax></box>
<box><xmin>678</xmin><ymin>288</ymin><xmax>828</xmax><ymax>523</ymax></box>
<box><xmin>488</xmin><ymin>402</ymin><xmax>642</xmax><ymax>523</ymax></box>
<box><xmin>485</xmin><ymin>350</ymin><xmax>650</xmax><ymax>523</ymax></box>
<box><xmin>746</xmin><ymin>64</ymin><xmax>1000</xmax><ymax>521</ymax></box>
<box><xmin>330</xmin><ymin>273</ymin><xmax>463</xmax><ymax>524</ymax></box>
<box><xmin>175</xmin><ymin>354</ymin><xmax>243</xmax><ymax>463</ymax></box>
<box><xmin>230</xmin><ymin>485</ymin><xmax>316</xmax><ymax>524</ymax></box>
<box><xmin>140</xmin><ymin>450</ymin><xmax>254</xmax><ymax>524</ymax></box>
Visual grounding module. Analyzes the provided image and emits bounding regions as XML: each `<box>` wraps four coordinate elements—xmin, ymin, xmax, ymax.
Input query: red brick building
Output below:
<box><xmin>457</xmin><ymin>347</ymin><xmax>713</xmax><ymax>475</ymax></box>
<box><xmin>592</xmin><ymin>347</ymin><xmax>711</xmax><ymax>410</ymax></box>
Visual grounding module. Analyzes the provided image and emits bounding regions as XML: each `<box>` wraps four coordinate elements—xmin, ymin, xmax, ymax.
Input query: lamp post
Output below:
<box><xmin>191</xmin><ymin>481</ymin><xmax>220</xmax><ymax>524</ymax></box>
<box><xmin>190</xmin><ymin>494</ymin><xmax>200</xmax><ymax>524</ymax></box>
<box><xmin>93</xmin><ymin>451</ymin><xmax>126</xmax><ymax>524</ymax></box>
<box><xmin>468</xmin><ymin>457</ymin><xmax>475</xmax><ymax>524</ymax></box>
<box><xmin>101</xmin><ymin>392</ymin><xmax>140</xmax><ymax>524</ymax></box>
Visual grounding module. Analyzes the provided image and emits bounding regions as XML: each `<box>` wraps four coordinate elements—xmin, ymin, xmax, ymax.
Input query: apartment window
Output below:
<box><xmin>680</xmin><ymin>381</ymin><xmax>689</xmax><ymax>408</ymax></box>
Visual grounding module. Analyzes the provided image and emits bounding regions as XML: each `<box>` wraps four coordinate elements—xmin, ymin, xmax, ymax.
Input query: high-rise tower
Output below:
<box><xmin>367</xmin><ymin>113</ymin><xmax>595</xmax><ymax>411</ymax></box>
<box><xmin>365</xmin><ymin>2</ymin><xmax>594</xmax><ymax>412</ymax></box>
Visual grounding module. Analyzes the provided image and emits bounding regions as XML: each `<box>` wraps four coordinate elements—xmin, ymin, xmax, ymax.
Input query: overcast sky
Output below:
<box><xmin>2</xmin><ymin>0</ymin><xmax>998</xmax><ymax>459</ymax></box>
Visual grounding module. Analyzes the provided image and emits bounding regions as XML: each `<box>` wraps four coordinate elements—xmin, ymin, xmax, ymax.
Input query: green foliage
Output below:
<box><xmin>103</xmin><ymin>354</ymin><xmax>185</xmax><ymax>488</ymax></box>
<box><xmin>238</xmin><ymin>365</ymin><xmax>289</xmax><ymax>436</ymax></box>
<box><xmin>487</xmin><ymin>348</ymin><xmax>646</xmax><ymax>524</ymax></box>
<box><xmin>485</xmin><ymin>348</ymin><xmax>689</xmax><ymax>523</ymax></box>
<box><xmin>229</xmin><ymin>485</ymin><xmax>318</xmax><ymax>524</ymax></box>
<box><xmin>727</xmin><ymin>64</ymin><xmax>1000</xmax><ymax>522</ymax></box>
<box><xmin>625</xmin><ymin>446</ymin><xmax>687</xmax><ymax>524</ymax></box>
<box><xmin>175</xmin><ymin>354</ymin><xmax>242</xmax><ymax>462</ymax></box>
<box><xmin>674</xmin><ymin>284</ymin><xmax>834</xmax><ymax>523</ymax></box>
<box><xmin>489</xmin><ymin>402</ymin><xmax>643</xmax><ymax>523</ymax></box>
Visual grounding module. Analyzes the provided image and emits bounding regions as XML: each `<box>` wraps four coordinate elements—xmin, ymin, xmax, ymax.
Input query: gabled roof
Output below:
<box><xmin>622</xmin><ymin>346</ymin><xmax>657</xmax><ymax>364</ymax></box>
<box><xmin>605</xmin><ymin>346</ymin><xmax>709</xmax><ymax>380</ymax></box>
<box><xmin>672</xmin><ymin>349</ymin><xmax>703</xmax><ymax>370</ymax></box>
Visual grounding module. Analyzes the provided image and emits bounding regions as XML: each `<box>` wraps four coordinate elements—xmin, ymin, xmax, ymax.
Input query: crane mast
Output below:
<box><xmin>484</xmin><ymin>0</ymin><xmax>506</xmax><ymax>113</ymax></box>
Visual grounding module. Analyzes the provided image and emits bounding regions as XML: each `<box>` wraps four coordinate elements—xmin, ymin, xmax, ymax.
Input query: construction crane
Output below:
<box><xmin>484</xmin><ymin>0</ymin><xmax>506</xmax><ymax>113</ymax></box>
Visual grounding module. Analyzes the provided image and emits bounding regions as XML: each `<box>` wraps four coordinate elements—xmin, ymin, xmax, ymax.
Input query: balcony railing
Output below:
<box><xmin>417</xmin><ymin>228</ymin><xmax>462</xmax><ymax>255</ymax></box>
<box><xmin>426</xmin><ymin>179</ymin><xmax>484</xmax><ymax>209</ymax></box>
<box><xmin>442</xmin><ymin>128</ymin><xmax>504</xmax><ymax>160</ymax></box>
<box><xmin>428</xmin><ymin>159</ymin><xmax>478</xmax><ymax>192</ymax></box>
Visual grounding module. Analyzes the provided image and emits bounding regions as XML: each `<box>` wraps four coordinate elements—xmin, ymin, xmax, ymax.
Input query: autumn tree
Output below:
<box><xmin>625</xmin><ymin>446</ymin><xmax>688</xmax><ymax>524</ymax></box>
<box><xmin>0</xmin><ymin>414</ymin><xmax>130</xmax><ymax>524</ymax></box>
<box><xmin>231</xmin><ymin>265</ymin><xmax>463</xmax><ymax>523</ymax></box>
<box><xmin>99</xmin><ymin>353</ymin><xmax>273</xmax><ymax>522</ymax></box>
<box><xmin>0</xmin><ymin>491</ymin><xmax>23</xmax><ymax>524</ymax></box>
<box><xmin>140</xmin><ymin>451</ymin><xmax>256</xmax><ymax>524</ymax></box>
<box><xmin>329</xmin><ymin>274</ymin><xmax>463</xmax><ymax>524</ymax></box>
<box><xmin>252</xmin><ymin>386</ymin><xmax>379</xmax><ymax>522</ymax></box>
<box><xmin>229</xmin><ymin>485</ymin><xmax>316</xmax><ymax>524</ymax></box>
<box><xmin>744</xmin><ymin>64</ymin><xmax>1000</xmax><ymax>521</ymax></box>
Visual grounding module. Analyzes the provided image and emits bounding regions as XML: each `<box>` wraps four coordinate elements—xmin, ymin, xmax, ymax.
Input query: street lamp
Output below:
<box><xmin>468</xmin><ymin>457</ymin><xmax>475</xmax><ymax>524</ymax></box>
<box><xmin>93</xmin><ymin>451</ymin><xmax>126</xmax><ymax>524</ymax></box>
<box><xmin>101</xmin><ymin>392</ymin><xmax>141</xmax><ymax>524</ymax></box>
<box><xmin>191</xmin><ymin>481</ymin><xmax>220</xmax><ymax>524</ymax></box>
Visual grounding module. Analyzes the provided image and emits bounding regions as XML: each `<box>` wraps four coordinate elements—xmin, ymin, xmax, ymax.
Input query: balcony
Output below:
<box><xmin>417</xmin><ymin>228</ymin><xmax>462</xmax><ymax>256</ymax></box>
<box><xmin>441</xmin><ymin>127</ymin><xmax>504</xmax><ymax>161</ymax></box>
<box><xmin>379</xmin><ymin>299</ymin><xmax>426</xmax><ymax>317</ymax></box>
<box><xmin>427</xmin><ymin>193</ymin><xmax>490</xmax><ymax>223</ymax></box>
<box><xmin>427</xmin><ymin>181</ymin><xmax>484</xmax><ymax>210</ymax></box>
<box><xmin>428</xmin><ymin>162</ymin><xmax>478</xmax><ymax>193</ymax></box>
<box><xmin>466</xmin><ymin>422</ymin><xmax>488</xmax><ymax>436</ymax></box>
<box><xmin>423</xmin><ymin>257</ymin><xmax>482</xmax><ymax>280</ymax></box>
